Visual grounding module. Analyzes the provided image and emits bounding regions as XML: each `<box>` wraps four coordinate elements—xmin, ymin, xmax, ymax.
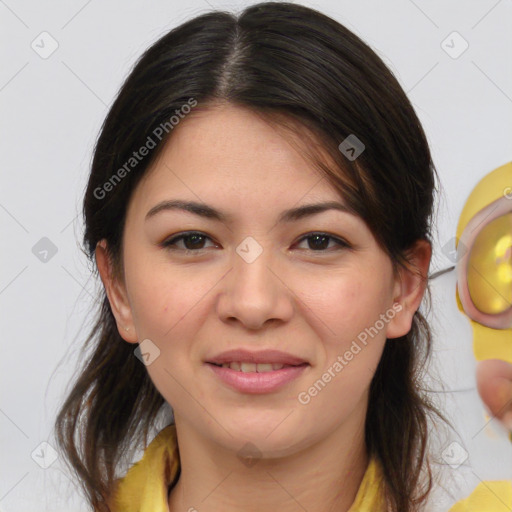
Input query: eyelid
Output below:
<box><xmin>295</xmin><ymin>232</ymin><xmax>351</xmax><ymax>250</ymax></box>
<box><xmin>160</xmin><ymin>231</ymin><xmax>219</xmax><ymax>252</ymax></box>
<box><xmin>160</xmin><ymin>230</ymin><xmax>351</xmax><ymax>253</ymax></box>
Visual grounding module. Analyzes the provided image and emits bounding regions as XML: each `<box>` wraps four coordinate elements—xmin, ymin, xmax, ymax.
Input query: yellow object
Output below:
<box><xmin>110</xmin><ymin>425</ymin><xmax>180</xmax><ymax>512</ymax></box>
<box><xmin>449</xmin><ymin>480</ymin><xmax>512</xmax><ymax>512</ymax></box>
<box><xmin>110</xmin><ymin>424</ymin><xmax>512</xmax><ymax>511</ymax></box>
<box><xmin>468</xmin><ymin>214</ymin><xmax>512</xmax><ymax>314</ymax></box>
<box><xmin>455</xmin><ymin>161</ymin><xmax>512</xmax><ymax>362</ymax></box>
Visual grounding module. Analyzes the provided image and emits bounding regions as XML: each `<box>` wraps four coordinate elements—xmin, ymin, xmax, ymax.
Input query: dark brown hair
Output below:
<box><xmin>54</xmin><ymin>3</ymin><xmax>443</xmax><ymax>510</ymax></box>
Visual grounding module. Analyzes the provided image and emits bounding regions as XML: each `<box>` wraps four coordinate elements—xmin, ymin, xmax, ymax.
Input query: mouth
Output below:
<box><xmin>205</xmin><ymin>348</ymin><xmax>308</xmax><ymax>367</ymax></box>
<box><xmin>207</xmin><ymin>361</ymin><xmax>308</xmax><ymax>372</ymax></box>
<box><xmin>205</xmin><ymin>362</ymin><xmax>309</xmax><ymax>394</ymax></box>
<box><xmin>204</xmin><ymin>349</ymin><xmax>309</xmax><ymax>393</ymax></box>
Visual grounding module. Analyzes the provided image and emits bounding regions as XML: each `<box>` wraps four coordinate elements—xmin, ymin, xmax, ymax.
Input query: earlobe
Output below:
<box><xmin>95</xmin><ymin>239</ymin><xmax>138</xmax><ymax>343</ymax></box>
<box><xmin>386</xmin><ymin>239</ymin><xmax>432</xmax><ymax>339</ymax></box>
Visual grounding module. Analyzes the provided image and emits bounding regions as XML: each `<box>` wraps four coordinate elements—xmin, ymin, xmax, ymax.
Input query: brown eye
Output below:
<box><xmin>296</xmin><ymin>233</ymin><xmax>350</xmax><ymax>252</ymax></box>
<box><xmin>161</xmin><ymin>231</ymin><xmax>350</xmax><ymax>255</ymax></box>
<box><xmin>162</xmin><ymin>232</ymin><xmax>216</xmax><ymax>252</ymax></box>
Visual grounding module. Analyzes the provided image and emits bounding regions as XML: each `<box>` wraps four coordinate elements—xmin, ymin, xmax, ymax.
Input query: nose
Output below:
<box><xmin>216</xmin><ymin>239</ymin><xmax>294</xmax><ymax>330</ymax></box>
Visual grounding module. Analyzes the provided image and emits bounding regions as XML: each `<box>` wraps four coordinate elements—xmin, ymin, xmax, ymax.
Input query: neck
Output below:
<box><xmin>168</xmin><ymin>415</ymin><xmax>368</xmax><ymax>512</ymax></box>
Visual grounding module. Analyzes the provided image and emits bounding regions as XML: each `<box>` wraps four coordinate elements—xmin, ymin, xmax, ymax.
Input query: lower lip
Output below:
<box><xmin>205</xmin><ymin>363</ymin><xmax>309</xmax><ymax>393</ymax></box>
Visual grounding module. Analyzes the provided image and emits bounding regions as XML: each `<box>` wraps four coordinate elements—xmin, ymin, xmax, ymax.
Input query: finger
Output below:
<box><xmin>475</xmin><ymin>358</ymin><xmax>512</xmax><ymax>431</ymax></box>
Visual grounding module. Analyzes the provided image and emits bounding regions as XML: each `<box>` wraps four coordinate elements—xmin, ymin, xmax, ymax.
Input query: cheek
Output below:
<box><xmin>123</xmin><ymin>260</ymin><xmax>208</xmax><ymax>406</ymax></box>
<box><xmin>296</xmin><ymin>272</ymin><xmax>388</xmax><ymax>425</ymax></box>
<box><xmin>299</xmin><ymin>265</ymin><xmax>393</xmax><ymax>351</ymax></box>
<box><xmin>125</xmin><ymin>257</ymin><xmax>209</xmax><ymax>340</ymax></box>
<box><xmin>294</xmin><ymin>263</ymin><xmax>392</xmax><ymax>409</ymax></box>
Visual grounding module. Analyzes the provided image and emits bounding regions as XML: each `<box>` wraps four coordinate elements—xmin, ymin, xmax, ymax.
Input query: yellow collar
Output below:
<box><xmin>112</xmin><ymin>424</ymin><xmax>385</xmax><ymax>512</ymax></box>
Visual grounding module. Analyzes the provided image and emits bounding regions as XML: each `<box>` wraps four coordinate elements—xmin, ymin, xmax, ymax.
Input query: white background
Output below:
<box><xmin>1</xmin><ymin>0</ymin><xmax>511</xmax><ymax>510</ymax></box>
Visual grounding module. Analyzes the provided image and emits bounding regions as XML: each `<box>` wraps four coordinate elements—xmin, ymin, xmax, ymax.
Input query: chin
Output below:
<box><xmin>211</xmin><ymin>416</ymin><xmax>313</xmax><ymax>457</ymax></box>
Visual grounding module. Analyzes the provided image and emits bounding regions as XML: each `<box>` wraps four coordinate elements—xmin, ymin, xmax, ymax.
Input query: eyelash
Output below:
<box><xmin>160</xmin><ymin>231</ymin><xmax>351</xmax><ymax>255</ymax></box>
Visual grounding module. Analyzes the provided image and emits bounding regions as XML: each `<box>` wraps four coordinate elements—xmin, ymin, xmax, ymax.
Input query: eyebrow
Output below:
<box><xmin>145</xmin><ymin>199</ymin><xmax>354</xmax><ymax>224</ymax></box>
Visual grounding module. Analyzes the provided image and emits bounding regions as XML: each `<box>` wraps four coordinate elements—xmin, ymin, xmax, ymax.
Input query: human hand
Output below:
<box><xmin>476</xmin><ymin>358</ymin><xmax>512</xmax><ymax>434</ymax></box>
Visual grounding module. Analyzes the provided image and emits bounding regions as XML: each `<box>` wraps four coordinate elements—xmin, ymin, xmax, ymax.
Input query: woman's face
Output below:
<box><xmin>100</xmin><ymin>103</ymin><xmax>417</xmax><ymax>457</ymax></box>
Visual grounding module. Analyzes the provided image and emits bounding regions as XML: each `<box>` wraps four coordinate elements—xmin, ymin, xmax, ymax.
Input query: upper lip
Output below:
<box><xmin>206</xmin><ymin>349</ymin><xmax>308</xmax><ymax>366</ymax></box>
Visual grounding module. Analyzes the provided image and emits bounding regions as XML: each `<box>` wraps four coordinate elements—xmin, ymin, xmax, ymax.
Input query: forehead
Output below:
<box><xmin>135</xmin><ymin>103</ymin><xmax>344</xmax><ymax>210</ymax></box>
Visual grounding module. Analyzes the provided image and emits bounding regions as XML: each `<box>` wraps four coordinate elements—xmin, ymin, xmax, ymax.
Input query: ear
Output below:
<box><xmin>386</xmin><ymin>239</ymin><xmax>431</xmax><ymax>339</ymax></box>
<box><xmin>95</xmin><ymin>239</ymin><xmax>138</xmax><ymax>344</ymax></box>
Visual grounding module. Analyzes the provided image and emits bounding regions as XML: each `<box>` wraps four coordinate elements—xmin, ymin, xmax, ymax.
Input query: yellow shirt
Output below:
<box><xmin>111</xmin><ymin>424</ymin><xmax>512</xmax><ymax>512</ymax></box>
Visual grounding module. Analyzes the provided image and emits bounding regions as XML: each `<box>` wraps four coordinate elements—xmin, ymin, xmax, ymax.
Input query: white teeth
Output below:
<box><xmin>255</xmin><ymin>363</ymin><xmax>273</xmax><ymax>372</ymax></box>
<box><xmin>219</xmin><ymin>362</ymin><xmax>287</xmax><ymax>372</ymax></box>
<box><xmin>240</xmin><ymin>362</ymin><xmax>257</xmax><ymax>372</ymax></box>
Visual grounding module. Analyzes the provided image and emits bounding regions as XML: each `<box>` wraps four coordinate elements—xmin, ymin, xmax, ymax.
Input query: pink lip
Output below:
<box><xmin>205</xmin><ymin>362</ymin><xmax>309</xmax><ymax>393</ymax></box>
<box><xmin>205</xmin><ymin>348</ymin><xmax>307</xmax><ymax>366</ymax></box>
